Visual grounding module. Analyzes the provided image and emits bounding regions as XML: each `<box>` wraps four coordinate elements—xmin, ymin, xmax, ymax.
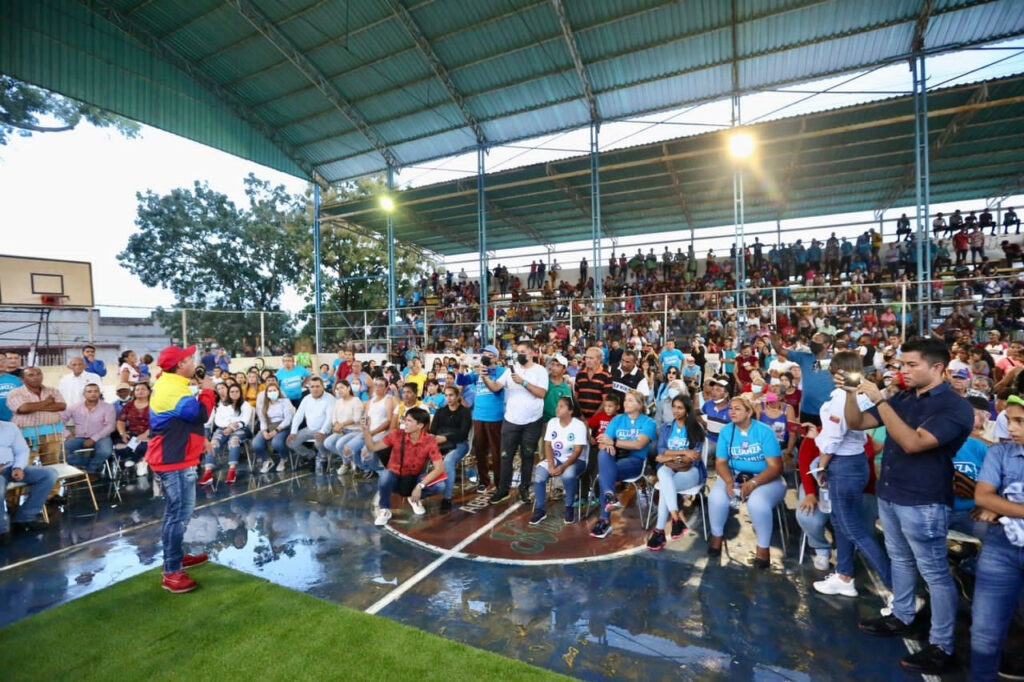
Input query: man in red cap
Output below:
<box><xmin>146</xmin><ymin>345</ymin><xmax>215</xmax><ymax>593</ymax></box>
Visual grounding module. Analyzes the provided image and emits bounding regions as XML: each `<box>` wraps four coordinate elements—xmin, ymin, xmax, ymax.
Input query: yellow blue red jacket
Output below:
<box><xmin>145</xmin><ymin>372</ymin><xmax>216</xmax><ymax>472</ymax></box>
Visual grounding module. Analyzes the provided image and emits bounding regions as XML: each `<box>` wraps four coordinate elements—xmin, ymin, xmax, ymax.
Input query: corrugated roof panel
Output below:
<box><xmin>371</xmin><ymin>105</ymin><xmax>474</xmax><ymax>147</ymax></box>
<box><xmin>597</xmin><ymin>64</ymin><xmax>732</xmax><ymax>119</ymax></box>
<box><xmin>587</xmin><ymin>31</ymin><xmax>731</xmax><ymax>93</ymax></box>
<box><xmin>478</xmin><ymin>100</ymin><xmax>591</xmax><ymax>141</ymax></box>
<box><xmin>429</xmin><ymin>2</ymin><xmax>556</xmax><ymax>68</ymax></box>
<box><xmin>318</xmin><ymin>152</ymin><xmax>389</xmax><ymax>180</ymax></box>
<box><xmin>926</xmin><ymin>1</ymin><xmax>1024</xmax><ymax>48</ymax></box>
<box><xmin>739</xmin><ymin>24</ymin><xmax>915</xmax><ymax>91</ymax></box>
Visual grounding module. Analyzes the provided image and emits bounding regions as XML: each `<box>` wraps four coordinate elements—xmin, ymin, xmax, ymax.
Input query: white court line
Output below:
<box><xmin>864</xmin><ymin>564</ymin><xmax>939</xmax><ymax>682</ymax></box>
<box><xmin>365</xmin><ymin>501</ymin><xmax>523</xmax><ymax>615</ymax></box>
<box><xmin>0</xmin><ymin>473</ymin><xmax>308</xmax><ymax>574</ymax></box>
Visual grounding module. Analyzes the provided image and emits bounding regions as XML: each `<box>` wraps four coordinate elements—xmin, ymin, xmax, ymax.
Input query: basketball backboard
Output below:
<box><xmin>0</xmin><ymin>255</ymin><xmax>94</xmax><ymax>307</ymax></box>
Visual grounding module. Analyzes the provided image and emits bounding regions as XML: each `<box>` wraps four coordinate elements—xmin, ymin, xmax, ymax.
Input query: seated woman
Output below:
<box><xmin>362</xmin><ymin>408</ymin><xmax>447</xmax><ymax>526</ymax></box>
<box><xmin>350</xmin><ymin>376</ymin><xmax>397</xmax><ymax>477</ymax></box>
<box><xmin>648</xmin><ymin>395</ymin><xmax>706</xmax><ymax>550</ymax></box>
<box><xmin>323</xmin><ymin>380</ymin><xmax>364</xmax><ymax>475</ymax></box>
<box><xmin>755</xmin><ymin>392</ymin><xmax>797</xmax><ymax>465</ymax></box>
<box><xmin>253</xmin><ymin>378</ymin><xmax>294</xmax><ymax>473</ymax></box>
<box><xmin>590</xmin><ymin>390</ymin><xmax>658</xmax><ymax>540</ymax></box>
<box><xmin>199</xmin><ymin>383</ymin><xmax>254</xmax><ymax>485</ymax></box>
<box><xmin>707</xmin><ymin>396</ymin><xmax>786</xmax><ymax>569</ymax></box>
<box><xmin>116</xmin><ymin>382</ymin><xmax>152</xmax><ymax>475</ymax></box>
<box><xmin>242</xmin><ymin>369</ymin><xmax>263</xmax><ymax>409</ymax></box>
<box><xmin>532</xmin><ymin>396</ymin><xmax>589</xmax><ymax>525</ymax></box>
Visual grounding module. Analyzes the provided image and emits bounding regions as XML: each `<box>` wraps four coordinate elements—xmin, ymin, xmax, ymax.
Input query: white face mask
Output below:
<box><xmin>266</xmin><ymin>389</ymin><xmax>280</xmax><ymax>401</ymax></box>
<box><xmin>188</xmin><ymin>385</ymin><xmax>199</xmax><ymax>396</ymax></box>
<box><xmin>752</xmin><ymin>385</ymin><xmax>763</xmax><ymax>394</ymax></box>
<box><xmin>667</xmin><ymin>388</ymin><xmax>680</xmax><ymax>399</ymax></box>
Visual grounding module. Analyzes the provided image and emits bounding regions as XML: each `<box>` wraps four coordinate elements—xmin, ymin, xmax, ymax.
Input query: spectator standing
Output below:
<box><xmin>118</xmin><ymin>350</ymin><xmax>142</xmax><ymax>385</ymax></box>
<box><xmin>0</xmin><ymin>358</ymin><xmax>23</xmax><ymax>422</ymax></box>
<box><xmin>543</xmin><ymin>354</ymin><xmax>573</xmax><ymax>422</ymax></box>
<box><xmin>485</xmin><ymin>341</ymin><xmax>549</xmax><ymax>505</ymax></box>
<box><xmin>276</xmin><ymin>353</ymin><xmax>310</xmax><ymax>408</ymax></box>
<box><xmin>770</xmin><ymin>331</ymin><xmax>835</xmax><ymax>426</ymax></box>
<box><xmin>846</xmin><ymin>337</ymin><xmax>973</xmax><ymax>675</ymax></box>
<box><xmin>575</xmin><ymin>346</ymin><xmax>613</xmax><ymax>419</ymax></box>
<box><xmin>969</xmin><ymin>225</ymin><xmax>986</xmax><ymax>264</ymax></box>
<box><xmin>57</xmin><ymin>357</ymin><xmax>102</xmax><ymax>407</ymax></box>
<box><xmin>458</xmin><ymin>345</ymin><xmax>505</xmax><ymax>491</ymax></box>
<box><xmin>82</xmin><ymin>345</ymin><xmax>107</xmax><ymax>377</ymax></box>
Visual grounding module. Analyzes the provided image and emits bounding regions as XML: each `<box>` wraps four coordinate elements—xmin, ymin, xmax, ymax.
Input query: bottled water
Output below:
<box><xmin>730</xmin><ymin>483</ymin><xmax>742</xmax><ymax>509</ymax></box>
<box><xmin>819</xmin><ymin>487</ymin><xmax>832</xmax><ymax>514</ymax></box>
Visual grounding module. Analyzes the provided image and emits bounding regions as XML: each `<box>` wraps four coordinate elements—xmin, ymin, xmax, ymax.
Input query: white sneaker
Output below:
<box><xmin>337</xmin><ymin>461</ymin><xmax>352</xmax><ymax>476</ymax></box>
<box><xmin>275</xmin><ymin>459</ymin><xmax>287</xmax><ymax>473</ymax></box>
<box><xmin>813</xmin><ymin>573</ymin><xmax>858</xmax><ymax>597</ymax></box>
<box><xmin>135</xmin><ymin>460</ymin><xmax>149</xmax><ymax>477</ymax></box>
<box><xmin>812</xmin><ymin>554</ymin><xmax>830</xmax><ymax>571</ymax></box>
<box><xmin>259</xmin><ymin>460</ymin><xmax>273</xmax><ymax>474</ymax></box>
<box><xmin>408</xmin><ymin>497</ymin><xmax>426</xmax><ymax>515</ymax></box>
<box><xmin>374</xmin><ymin>507</ymin><xmax>392</xmax><ymax>526</ymax></box>
<box><xmin>125</xmin><ymin>459</ymin><xmax>135</xmax><ymax>469</ymax></box>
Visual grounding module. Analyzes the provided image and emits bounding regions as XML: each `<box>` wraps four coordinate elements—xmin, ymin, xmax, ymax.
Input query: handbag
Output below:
<box><xmin>393</xmin><ymin>435</ymin><xmax>420</xmax><ymax>497</ymax></box>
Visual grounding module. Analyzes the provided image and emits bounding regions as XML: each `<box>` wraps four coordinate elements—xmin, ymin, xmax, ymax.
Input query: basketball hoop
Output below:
<box><xmin>40</xmin><ymin>294</ymin><xmax>69</xmax><ymax>307</ymax></box>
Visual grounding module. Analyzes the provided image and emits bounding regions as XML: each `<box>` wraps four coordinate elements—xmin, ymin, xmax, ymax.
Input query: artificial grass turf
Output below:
<box><xmin>0</xmin><ymin>563</ymin><xmax>567</xmax><ymax>682</ymax></box>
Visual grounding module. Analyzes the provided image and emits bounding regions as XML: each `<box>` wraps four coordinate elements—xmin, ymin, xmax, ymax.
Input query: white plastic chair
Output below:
<box><xmin>645</xmin><ymin>440</ymin><xmax>712</xmax><ymax>538</ymax></box>
<box><xmin>590</xmin><ymin>456</ymin><xmax>652</xmax><ymax>528</ymax></box>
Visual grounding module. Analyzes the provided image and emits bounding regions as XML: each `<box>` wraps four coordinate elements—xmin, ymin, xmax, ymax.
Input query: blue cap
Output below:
<box><xmin>482</xmin><ymin>345</ymin><xmax>500</xmax><ymax>356</ymax></box>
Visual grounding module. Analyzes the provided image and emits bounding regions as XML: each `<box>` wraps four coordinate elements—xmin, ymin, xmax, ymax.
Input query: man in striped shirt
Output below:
<box><xmin>576</xmin><ymin>347</ymin><xmax>612</xmax><ymax>419</ymax></box>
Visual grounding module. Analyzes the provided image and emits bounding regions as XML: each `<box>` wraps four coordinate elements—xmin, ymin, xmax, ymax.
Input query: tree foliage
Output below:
<box><xmin>0</xmin><ymin>75</ymin><xmax>140</xmax><ymax>145</ymax></box>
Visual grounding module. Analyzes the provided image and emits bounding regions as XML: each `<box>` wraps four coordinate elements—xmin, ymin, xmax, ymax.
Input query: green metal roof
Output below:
<box><xmin>323</xmin><ymin>73</ymin><xmax>1024</xmax><ymax>255</ymax></box>
<box><xmin>3</xmin><ymin>0</ymin><xmax>1023</xmax><ymax>183</ymax></box>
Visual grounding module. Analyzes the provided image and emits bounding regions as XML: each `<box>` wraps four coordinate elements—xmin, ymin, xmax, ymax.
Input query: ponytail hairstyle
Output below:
<box><xmin>671</xmin><ymin>395</ymin><xmax>705</xmax><ymax>449</ymax></box>
<box><xmin>557</xmin><ymin>395</ymin><xmax>584</xmax><ymax>421</ymax></box>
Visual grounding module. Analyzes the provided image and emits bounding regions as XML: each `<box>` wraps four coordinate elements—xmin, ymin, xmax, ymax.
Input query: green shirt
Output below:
<box><xmin>543</xmin><ymin>378</ymin><xmax>573</xmax><ymax>421</ymax></box>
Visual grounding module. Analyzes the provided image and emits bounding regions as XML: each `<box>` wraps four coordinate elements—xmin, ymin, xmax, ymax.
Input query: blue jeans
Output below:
<box><xmin>203</xmin><ymin>426</ymin><xmax>250</xmax><ymax>467</ymax></box>
<box><xmin>597</xmin><ymin>450</ymin><xmax>644</xmax><ymax>520</ymax></box>
<box><xmin>252</xmin><ymin>430</ymin><xmax>289</xmax><ymax>462</ymax></box>
<box><xmin>827</xmin><ymin>455</ymin><xmax>892</xmax><ymax>588</ymax></box>
<box><xmin>65</xmin><ymin>436</ymin><xmax>113</xmax><ymax>473</ymax></box>
<box><xmin>377</xmin><ymin>469</ymin><xmax>444</xmax><ymax>509</ymax></box>
<box><xmin>0</xmin><ymin>465</ymin><xmax>58</xmax><ymax>532</ymax></box>
<box><xmin>324</xmin><ymin>431</ymin><xmax>363</xmax><ymax>462</ymax></box>
<box><xmin>708</xmin><ymin>476</ymin><xmax>787</xmax><ymax>548</ymax></box>
<box><xmin>795</xmin><ymin>487</ymin><xmax>880</xmax><ymax>558</ymax></box>
<box><xmin>877</xmin><ymin>498</ymin><xmax>957</xmax><ymax>653</ymax></box>
<box><xmin>533</xmin><ymin>459</ymin><xmax>584</xmax><ymax>511</ymax></box>
<box><xmin>656</xmin><ymin>464</ymin><xmax>704</xmax><ymax>530</ymax></box>
<box><xmin>157</xmin><ymin>467</ymin><xmax>197</xmax><ymax>573</ymax></box>
<box><xmin>442</xmin><ymin>441</ymin><xmax>469</xmax><ymax>500</ymax></box>
<box><xmin>948</xmin><ymin>507</ymin><xmax>988</xmax><ymax>540</ymax></box>
<box><xmin>971</xmin><ymin>532</ymin><xmax>1024</xmax><ymax>681</ymax></box>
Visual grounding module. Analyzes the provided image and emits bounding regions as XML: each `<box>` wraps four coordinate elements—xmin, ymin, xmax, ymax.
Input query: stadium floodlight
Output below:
<box><xmin>728</xmin><ymin>131</ymin><xmax>755</xmax><ymax>159</ymax></box>
<box><xmin>380</xmin><ymin>195</ymin><xmax>396</xmax><ymax>212</ymax></box>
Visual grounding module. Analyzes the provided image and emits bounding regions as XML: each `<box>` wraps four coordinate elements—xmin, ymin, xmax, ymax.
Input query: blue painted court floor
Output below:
<box><xmin>0</xmin><ymin>471</ymin><xmax>1013</xmax><ymax>680</ymax></box>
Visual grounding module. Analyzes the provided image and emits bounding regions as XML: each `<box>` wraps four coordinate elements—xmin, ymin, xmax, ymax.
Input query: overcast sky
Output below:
<box><xmin>1</xmin><ymin>40</ymin><xmax>1022</xmax><ymax>316</ymax></box>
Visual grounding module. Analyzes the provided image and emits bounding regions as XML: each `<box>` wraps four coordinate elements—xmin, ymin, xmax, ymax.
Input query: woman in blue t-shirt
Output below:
<box><xmin>647</xmin><ymin>395</ymin><xmax>706</xmax><ymax>550</ymax></box>
<box><xmin>708</xmin><ymin>396</ymin><xmax>786</xmax><ymax>569</ymax></box>
<box><xmin>590</xmin><ymin>390</ymin><xmax>657</xmax><ymax>539</ymax></box>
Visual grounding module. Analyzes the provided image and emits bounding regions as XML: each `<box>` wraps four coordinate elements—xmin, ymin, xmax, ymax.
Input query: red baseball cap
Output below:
<box><xmin>157</xmin><ymin>345</ymin><xmax>197</xmax><ymax>371</ymax></box>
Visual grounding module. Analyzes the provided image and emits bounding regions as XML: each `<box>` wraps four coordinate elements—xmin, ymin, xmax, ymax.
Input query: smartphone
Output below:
<box><xmin>843</xmin><ymin>371</ymin><xmax>862</xmax><ymax>388</ymax></box>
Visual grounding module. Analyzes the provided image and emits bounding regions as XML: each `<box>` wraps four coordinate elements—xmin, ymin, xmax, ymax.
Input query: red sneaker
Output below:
<box><xmin>161</xmin><ymin>570</ymin><xmax>197</xmax><ymax>593</ymax></box>
<box><xmin>182</xmin><ymin>553</ymin><xmax>208</xmax><ymax>568</ymax></box>
<box><xmin>225</xmin><ymin>468</ymin><xmax>237</xmax><ymax>484</ymax></box>
<box><xmin>198</xmin><ymin>469</ymin><xmax>214</xmax><ymax>486</ymax></box>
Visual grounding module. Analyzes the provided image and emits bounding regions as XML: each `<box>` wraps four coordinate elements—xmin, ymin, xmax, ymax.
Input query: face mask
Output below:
<box><xmin>516</xmin><ymin>353</ymin><xmax>529</xmax><ymax>365</ymax></box>
<box><xmin>188</xmin><ymin>385</ymin><xmax>199</xmax><ymax>396</ymax></box>
<box><xmin>809</xmin><ymin>341</ymin><xmax>825</xmax><ymax>356</ymax></box>
<box><xmin>267</xmin><ymin>390</ymin><xmax>279</xmax><ymax>401</ymax></box>
<box><xmin>668</xmin><ymin>388</ymin><xmax>679</xmax><ymax>399</ymax></box>
<box><xmin>752</xmin><ymin>385</ymin><xmax>763</xmax><ymax>394</ymax></box>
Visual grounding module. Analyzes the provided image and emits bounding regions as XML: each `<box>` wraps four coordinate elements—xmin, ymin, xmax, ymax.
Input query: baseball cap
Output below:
<box><xmin>764</xmin><ymin>392</ymin><xmax>780</xmax><ymax>403</ymax></box>
<box><xmin>157</xmin><ymin>345</ymin><xmax>196</xmax><ymax>371</ymax></box>
<box><xmin>549</xmin><ymin>353</ymin><xmax>569</xmax><ymax>367</ymax></box>
<box><xmin>951</xmin><ymin>368</ymin><xmax>970</xmax><ymax>379</ymax></box>
<box><xmin>115</xmin><ymin>382</ymin><xmax>132</xmax><ymax>393</ymax></box>
<box><xmin>966</xmin><ymin>394</ymin><xmax>990</xmax><ymax>411</ymax></box>
<box><xmin>710</xmin><ymin>377</ymin><xmax>730</xmax><ymax>387</ymax></box>
<box><xmin>481</xmin><ymin>345</ymin><xmax>500</xmax><ymax>356</ymax></box>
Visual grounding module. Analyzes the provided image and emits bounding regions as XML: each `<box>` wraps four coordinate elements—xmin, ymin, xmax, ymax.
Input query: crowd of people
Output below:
<box><xmin>3</xmin><ymin>218</ymin><xmax>1024</xmax><ymax>677</ymax></box>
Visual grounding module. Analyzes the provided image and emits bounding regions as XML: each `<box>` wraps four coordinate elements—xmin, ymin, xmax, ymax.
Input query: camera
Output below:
<box><xmin>843</xmin><ymin>371</ymin><xmax>861</xmax><ymax>388</ymax></box>
<box><xmin>481</xmin><ymin>355</ymin><xmax>492</xmax><ymax>367</ymax></box>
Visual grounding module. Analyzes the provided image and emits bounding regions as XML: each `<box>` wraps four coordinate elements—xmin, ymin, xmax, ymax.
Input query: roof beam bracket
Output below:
<box><xmin>549</xmin><ymin>0</ymin><xmax>599</xmax><ymax>122</ymax></box>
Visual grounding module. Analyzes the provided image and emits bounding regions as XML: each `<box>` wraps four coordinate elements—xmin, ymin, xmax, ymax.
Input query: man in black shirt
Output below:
<box><xmin>843</xmin><ymin>337</ymin><xmax>973</xmax><ymax>675</ymax></box>
<box><xmin>610</xmin><ymin>350</ymin><xmax>650</xmax><ymax>401</ymax></box>
<box><xmin>429</xmin><ymin>385</ymin><xmax>472</xmax><ymax>513</ymax></box>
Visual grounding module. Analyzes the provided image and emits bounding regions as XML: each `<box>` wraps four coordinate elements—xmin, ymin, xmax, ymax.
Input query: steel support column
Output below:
<box><xmin>911</xmin><ymin>53</ymin><xmax>932</xmax><ymax>335</ymax></box>
<box><xmin>731</xmin><ymin>94</ymin><xmax>746</xmax><ymax>319</ymax></box>
<box><xmin>386</xmin><ymin>167</ymin><xmax>397</xmax><ymax>349</ymax></box>
<box><xmin>477</xmin><ymin>145</ymin><xmax>489</xmax><ymax>344</ymax></box>
<box><xmin>590</xmin><ymin>121</ymin><xmax>603</xmax><ymax>340</ymax></box>
<box><xmin>313</xmin><ymin>183</ymin><xmax>322</xmax><ymax>354</ymax></box>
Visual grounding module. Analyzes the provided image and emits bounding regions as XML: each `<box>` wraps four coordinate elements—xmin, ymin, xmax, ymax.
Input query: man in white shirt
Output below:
<box><xmin>484</xmin><ymin>341</ymin><xmax>549</xmax><ymax>505</ymax></box>
<box><xmin>57</xmin><ymin>356</ymin><xmax>103</xmax><ymax>407</ymax></box>
<box><xmin>286</xmin><ymin>376</ymin><xmax>335</xmax><ymax>466</ymax></box>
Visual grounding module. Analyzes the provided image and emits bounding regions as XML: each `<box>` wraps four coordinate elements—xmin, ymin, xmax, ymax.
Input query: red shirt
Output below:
<box><xmin>335</xmin><ymin>361</ymin><xmax>352</xmax><ymax>382</ymax></box>
<box><xmin>953</xmin><ymin>232</ymin><xmax>969</xmax><ymax>251</ymax></box>
<box><xmin>119</xmin><ymin>400</ymin><xmax>150</xmax><ymax>437</ymax></box>
<box><xmin>587</xmin><ymin>411</ymin><xmax>615</xmax><ymax>438</ymax></box>
<box><xmin>382</xmin><ymin>429</ymin><xmax>442</xmax><ymax>476</ymax></box>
